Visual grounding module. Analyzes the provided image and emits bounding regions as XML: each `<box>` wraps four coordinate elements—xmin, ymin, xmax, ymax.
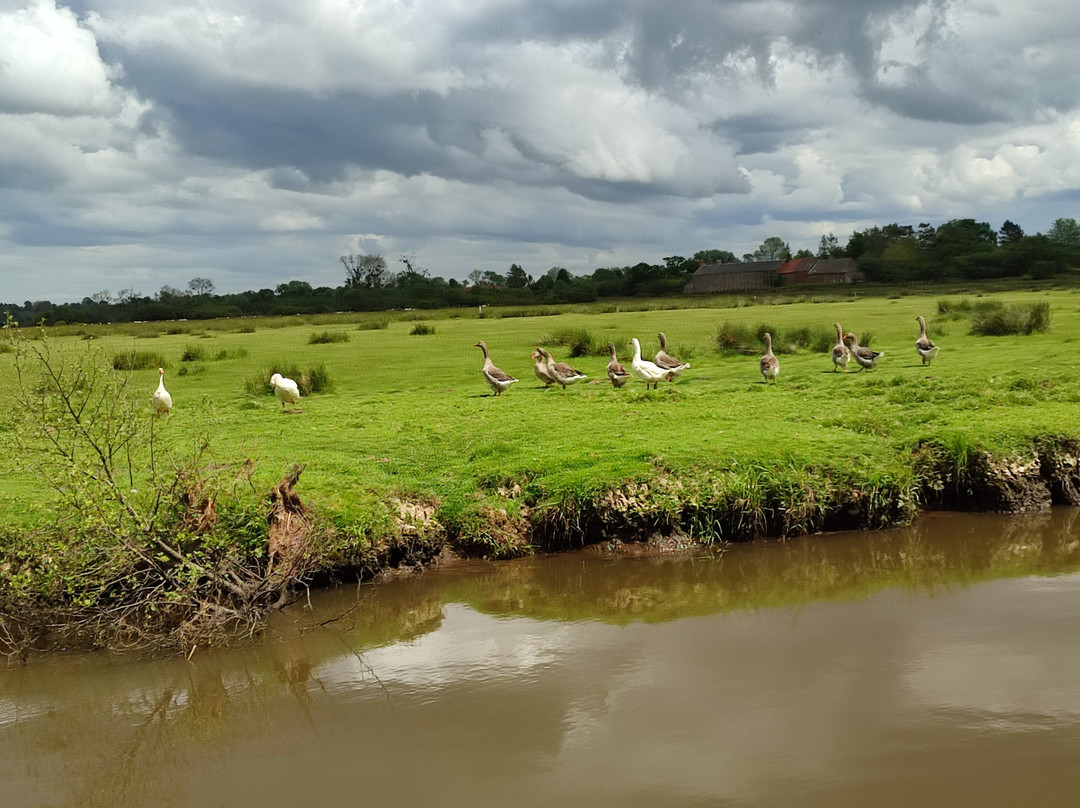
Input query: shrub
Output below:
<box><xmin>410</xmin><ymin>323</ymin><xmax>436</xmax><ymax>336</ymax></box>
<box><xmin>308</xmin><ymin>330</ymin><xmax>350</xmax><ymax>344</ymax></box>
<box><xmin>112</xmin><ymin>350</ymin><xmax>167</xmax><ymax>370</ymax></box>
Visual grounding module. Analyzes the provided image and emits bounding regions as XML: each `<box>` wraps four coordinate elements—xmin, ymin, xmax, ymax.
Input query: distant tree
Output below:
<box><xmin>1047</xmin><ymin>217</ymin><xmax>1080</xmax><ymax>246</ymax></box>
<box><xmin>505</xmin><ymin>264</ymin><xmax>530</xmax><ymax>288</ymax></box>
<box><xmin>916</xmin><ymin>222</ymin><xmax>936</xmax><ymax>251</ymax></box>
<box><xmin>816</xmin><ymin>234</ymin><xmax>843</xmax><ymax>258</ymax></box>
<box><xmin>693</xmin><ymin>249</ymin><xmax>737</xmax><ymax>264</ymax></box>
<box><xmin>188</xmin><ymin>277</ymin><xmax>215</xmax><ymax>296</ymax></box>
<box><xmin>116</xmin><ymin>288</ymin><xmax>140</xmax><ymax>304</ymax></box>
<box><xmin>398</xmin><ymin>253</ymin><xmax>429</xmax><ymax>278</ymax></box>
<box><xmin>746</xmin><ymin>237</ymin><xmax>790</xmax><ymax>261</ymax></box>
<box><xmin>466</xmin><ymin>269</ymin><xmax>483</xmax><ymax>287</ymax></box>
<box><xmin>157</xmin><ymin>285</ymin><xmax>183</xmax><ymax>301</ymax></box>
<box><xmin>341</xmin><ymin>253</ymin><xmax>387</xmax><ymax>289</ymax></box>
<box><xmin>90</xmin><ymin>290</ymin><xmax>112</xmax><ymax>304</ymax></box>
<box><xmin>934</xmin><ymin>219</ymin><xmax>997</xmax><ymax>254</ymax></box>
<box><xmin>999</xmin><ymin>220</ymin><xmax>1024</xmax><ymax>245</ymax></box>
<box><xmin>481</xmin><ymin>270</ymin><xmax>505</xmax><ymax>289</ymax></box>
<box><xmin>276</xmin><ymin>280</ymin><xmax>313</xmax><ymax>296</ymax></box>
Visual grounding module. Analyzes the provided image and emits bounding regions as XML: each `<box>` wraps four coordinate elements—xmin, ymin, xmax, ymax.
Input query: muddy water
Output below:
<box><xmin>3</xmin><ymin>510</ymin><xmax>1080</xmax><ymax>807</ymax></box>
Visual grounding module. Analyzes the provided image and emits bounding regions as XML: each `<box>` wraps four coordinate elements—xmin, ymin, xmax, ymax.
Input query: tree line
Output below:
<box><xmin>6</xmin><ymin>218</ymin><xmax>1080</xmax><ymax>326</ymax></box>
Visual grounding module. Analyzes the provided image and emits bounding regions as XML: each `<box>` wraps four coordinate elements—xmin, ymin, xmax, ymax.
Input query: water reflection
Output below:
<box><xmin>2</xmin><ymin>510</ymin><xmax>1080</xmax><ymax>807</ymax></box>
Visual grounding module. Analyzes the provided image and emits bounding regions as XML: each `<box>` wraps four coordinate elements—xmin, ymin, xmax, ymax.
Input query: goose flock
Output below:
<box><xmin>150</xmin><ymin>316</ymin><xmax>939</xmax><ymax>410</ymax></box>
<box><xmin>473</xmin><ymin>315</ymin><xmax>939</xmax><ymax>396</ymax></box>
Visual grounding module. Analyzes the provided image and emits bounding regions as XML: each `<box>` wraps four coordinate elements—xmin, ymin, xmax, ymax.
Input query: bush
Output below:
<box><xmin>112</xmin><ymin>350</ymin><xmax>167</xmax><ymax>370</ymax></box>
<box><xmin>308</xmin><ymin>330</ymin><xmax>350</xmax><ymax>344</ymax></box>
<box><xmin>970</xmin><ymin>302</ymin><xmax>1051</xmax><ymax>336</ymax></box>
<box><xmin>410</xmin><ymin>323</ymin><xmax>436</xmax><ymax>336</ymax></box>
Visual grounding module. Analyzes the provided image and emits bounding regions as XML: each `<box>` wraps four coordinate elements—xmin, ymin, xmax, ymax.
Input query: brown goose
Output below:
<box><xmin>831</xmin><ymin>322</ymin><xmax>850</xmax><ymax>372</ymax></box>
<box><xmin>915</xmin><ymin>315</ymin><xmax>939</xmax><ymax>365</ymax></box>
<box><xmin>655</xmin><ymin>332</ymin><xmax>690</xmax><ymax>381</ymax></box>
<box><xmin>475</xmin><ymin>341</ymin><xmax>518</xmax><ymax>395</ymax></box>
<box><xmin>532</xmin><ymin>350</ymin><xmax>555</xmax><ymax>387</ymax></box>
<box><xmin>536</xmin><ymin>347</ymin><xmax>587</xmax><ymax>389</ymax></box>
<box><xmin>760</xmin><ymin>332</ymin><xmax>779</xmax><ymax>383</ymax></box>
<box><xmin>606</xmin><ymin>342</ymin><xmax>631</xmax><ymax>388</ymax></box>
<box><xmin>844</xmin><ymin>332</ymin><xmax>883</xmax><ymax>371</ymax></box>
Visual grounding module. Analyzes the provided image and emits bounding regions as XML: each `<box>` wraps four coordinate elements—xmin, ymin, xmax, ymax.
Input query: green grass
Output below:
<box><xmin>3</xmin><ymin>289</ymin><xmax>1080</xmax><ymax>542</ymax></box>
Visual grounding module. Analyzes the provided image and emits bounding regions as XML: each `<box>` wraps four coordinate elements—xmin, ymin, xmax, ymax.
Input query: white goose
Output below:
<box><xmin>844</xmin><ymin>332</ymin><xmax>883</xmax><ymax>371</ymax></box>
<box><xmin>655</xmin><ymin>332</ymin><xmax>690</xmax><ymax>381</ymax></box>
<box><xmin>532</xmin><ymin>350</ymin><xmax>555</xmax><ymax>387</ymax></box>
<box><xmin>537</xmin><ymin>347</ymin><xmax>587</xmax><ymax>389</ymax></box>
<box><xmin>475</xmin><ymin>341</ymin><xmax>518</xmax><ymax>396</ymax></box>
<box><xmin>270</xmin><ymin>372</ymin><xmax>302</xmax><ymax>411</ymax></box>
<box><xmin>630</xmin><ymin>338</ymin><xmax>668</xmax><ymax>389</ymax></box>
<box><xmin>606</xmin><ymin>342</ymin><xmax>631</xmax><ymax>388</ymax></box>
<box><xmin>831</xmin><ymin>322</ymin><xmax>850</xmax><ymax>372</ymax></box>
<box><xmin>915</xmin><ymin>315</ymin><xmax>939</xmax><ymax>365</ymax></box>
<box><xmin>152</xmin><ymin>367</ymin><xmax>172</xmax><ymax>415</ymax></box>
<box><xmin>760</xmin><ymin>332</ymin><xmax>780</xmax><ymax>384</ymax></box>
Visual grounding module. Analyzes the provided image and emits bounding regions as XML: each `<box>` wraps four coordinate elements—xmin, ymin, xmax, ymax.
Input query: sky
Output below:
<box><xmin>3</xmin><ymin>0</ymin><xmax>1080</xmax><ymax>304</ymax></box>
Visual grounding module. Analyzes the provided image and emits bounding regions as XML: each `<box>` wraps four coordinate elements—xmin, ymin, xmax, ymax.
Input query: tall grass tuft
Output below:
<box><xmin>714</xmin><ymin>322</ymin><xmax>833</xmax><ymax>355</ymax></box>
<box><xmin>539</xmin><ymin>327</ymin><xmax>605</xmax><ymax>357</ymax></box>
<box><xmin>308</xmin><ymin>330</ymin><xmax>350</xmax><ymax>344</ymax></box>
<box><xmin>970</xmin><ymin>301</ymin><xmax>1050</xmax><ymax>336</ymax></box>
<box><xmin>243</xmin><ymin>363</ymin><xmax>334</xmax><ymax>397</ymax></box>
<box><xmin>357</xmin><ymin>318</ymin><xmax>390</xmax><ymax>331</ymax></box>
<box><xmin>112</xmin><ymin>350</ymin><xmax>167</xmax><ymax>370</ymax></box>
<box><xmin>410</xmin><ymin>322</ymin><xmax>436</xmax><ymax>336</ymax></box>
<box><xmin>180</xmin><ymin>344</ymin><xmax>207</xmax><ymax>362</ymax></box>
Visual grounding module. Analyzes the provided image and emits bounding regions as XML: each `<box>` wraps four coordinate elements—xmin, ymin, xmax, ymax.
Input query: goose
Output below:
<box><xmin>532</xmin><ymin>350</ymin><xmax>556</xmax><ymax>387</ymax></box>
<box><xmin>831</xmin><ymin>322</ymin><xmax>850</xmax><ymax>372</ymax></box>
<box><xmin>152</xmin><ymin>367</ymin><xmax>172</xmax><ymax>414</ymax></box>
<box><xmin>760</xmin><ymin>332</ymin><xmax>780</xmax><ymax>384</ymax></box>
<box><xmin>475</xmin><ymin>341</ymin><xmax>518</xmax><ymax>396</ymax></box>
<box><xmin>630</xmin><ymin>338</ymin><xmax>668</xmax><ymax>390</ymax></box>
<box><xmin>844</xmin><ymin>332</ymin><xmax>883</xmax><ymax>371</ymax></box>
<box><xmin>915</xmin><ymin>315</ymin><xmax>939</xmax><ymax>365</ymax></box>
<box><xmin>270</xmin><ymin>372</ymin><xmax>302</xmax><ymax>410</ymax></box>
<box><xmin>655</xmin><ymin>332</ymin><xmax>690</xmax><ymax>381</ymax></box>
<box><xmin>536</xmin><ymin>347</ymin><xmax>587</xmax><ymax>389</ymax></box>
<box><xmin>606</xmin><ymin>342</ymin><xmax>631</xmax><ymax>388</ymax></box>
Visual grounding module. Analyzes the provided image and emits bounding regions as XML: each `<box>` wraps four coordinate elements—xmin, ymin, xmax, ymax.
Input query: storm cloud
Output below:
<box><xmin>2</xmin><ymin>0</ymin><xmax>1080</xmax><ymax>301</ymax></box>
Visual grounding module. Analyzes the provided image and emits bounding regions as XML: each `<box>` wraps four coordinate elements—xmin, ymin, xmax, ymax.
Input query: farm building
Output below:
<box><xmin>685</xmin><ymin>257</ymin><xmax>863</xmax><ymax>294</ymax></box>
<box><xmin>682</xmin><ymin>261</ymin><xmax>783</xmax><ymax>293</ymax></box>
<box><xmin>777</xmin><ymin>257</ymin><xmax>863</xmax><ymax>285</ymax></box>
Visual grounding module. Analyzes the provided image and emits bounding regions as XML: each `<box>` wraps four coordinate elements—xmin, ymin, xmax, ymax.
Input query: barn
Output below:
<box><xmin>682</xmin><ymin>261</ymin><xmax>783</xmax><ymax>293</ymax></box>
<box><xmin>685</xmin><ymin>257</ymin><xmax>863</xmax><ymax>294</ymax></box>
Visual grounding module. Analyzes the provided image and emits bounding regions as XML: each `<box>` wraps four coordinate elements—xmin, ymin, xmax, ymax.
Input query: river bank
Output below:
<box><xmin>3</xmin><ymin>290</ymin><xmax>1080</xmax><ymax>656</ymax></box>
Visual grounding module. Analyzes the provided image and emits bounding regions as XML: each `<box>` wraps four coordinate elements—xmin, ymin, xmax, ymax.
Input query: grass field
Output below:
<box><xmin>4</xmin><ymin>286</ymin><xmax>1079</xmax><ymax>536</ymax></box>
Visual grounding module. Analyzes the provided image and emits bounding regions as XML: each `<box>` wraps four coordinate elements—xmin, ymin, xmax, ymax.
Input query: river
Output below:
<box><xmin>2</xmin><ymin>510</ymin><xmax>1080</xmax><ymax>807</ymax></box>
